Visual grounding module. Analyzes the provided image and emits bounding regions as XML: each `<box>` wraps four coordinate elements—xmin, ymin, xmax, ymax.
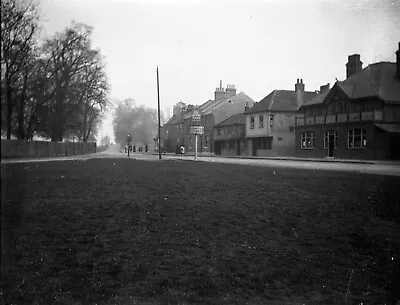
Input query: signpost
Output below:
<box><xmin>189</xmin><ymin>110</ymin><xmax>204</xmax><ymax>160</ymax></box>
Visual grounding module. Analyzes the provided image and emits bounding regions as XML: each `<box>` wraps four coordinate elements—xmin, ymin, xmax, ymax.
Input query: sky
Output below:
<box><xmin>38</xmin><ymin>0</ymin><xmax>400</xmax><ymax>142</ymax></box>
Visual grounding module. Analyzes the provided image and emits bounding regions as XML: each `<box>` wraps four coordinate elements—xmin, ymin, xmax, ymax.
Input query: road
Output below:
<box><xmin>2</xmin><ymin>144</ymin><xmax>400</xmax><ymax>176</ymax></box>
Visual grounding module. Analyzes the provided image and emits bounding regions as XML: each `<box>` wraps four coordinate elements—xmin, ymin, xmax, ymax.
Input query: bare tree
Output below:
<box><xmin>39</xmin><ymin>22</ymin><xmax>109</xmax><ymax>141</ymax></box>
<box><xmin>1</xmin><ymin>0</ymin><xmax>40</xmax><ymax>139</ymax></box>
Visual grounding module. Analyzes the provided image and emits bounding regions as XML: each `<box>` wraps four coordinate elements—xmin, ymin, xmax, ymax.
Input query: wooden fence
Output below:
<box><xmin>1</xmin><ymin>139</ymin><xmax>96</xmax><ymax>159</ymax></box>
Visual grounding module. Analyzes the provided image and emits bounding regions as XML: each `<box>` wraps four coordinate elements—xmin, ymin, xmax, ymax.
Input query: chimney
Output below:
<box><xmin>295</xmin><ymin>78</ymin><xmax>305</xmax><ymax>108</ymax></box>
<box><xmin>244</xmin><ymin>102</ymin><xmax>250</xmax><ymax>112</ymax></box>
<box><xmin>396</xmin><ymin>42</ymin><xmax>400</xmax><ymax>78</ymax></box>
<box><xmin>225</xmin><ymin>84</ymin><xmax>236</xmax><ymax>98</ymax></box>
<box><xmin>319</xmin><ymin>83</ymin><xmax>330</xmax><ymax>93</ymax></box>
<box><xmin>346</xmin><ymin>54</ymin><xmax>363</xmax><ymax>78</ymax></box>
<box><xmin>173</xmin><ymin>101</ymin><xmax>186</xmax><ymax>116</ymax></box>
<box><xmin>214</xmin><ymin>80</ymin><xmax>226</xmax><ymax>101</ymax></box>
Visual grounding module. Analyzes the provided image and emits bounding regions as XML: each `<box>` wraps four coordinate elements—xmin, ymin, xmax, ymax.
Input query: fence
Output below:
<box><xmin>1</xmin><ymin>139</ymin><xmax>96</xmax><ymax>159</ymax></box>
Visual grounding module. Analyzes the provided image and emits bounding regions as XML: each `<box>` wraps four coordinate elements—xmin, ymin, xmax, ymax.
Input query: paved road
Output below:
<box><xmin>2</xmin><ymin>145</ymin><xmax>400</xmax><ymax>176</ymax></box>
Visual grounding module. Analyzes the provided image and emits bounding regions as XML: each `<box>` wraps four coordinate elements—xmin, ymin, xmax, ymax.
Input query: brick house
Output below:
<box><xmin>161</xmin><ymin>102</ymin><xmax>198</xmax><ymax>153</ymax></box>
<box><xmin>295</xmin><ymin>43</ymin><xmax>400</xmax><ymax>160</ymax></box>
<box><xmin>245</xmin><ymin>79</ymin><xmax>318</xmax><ymax>156</ymax></box>
<box><xmin>183</xmin><ymin>82</ymin><xmax>255</xmax><ymax>153</ymax></box>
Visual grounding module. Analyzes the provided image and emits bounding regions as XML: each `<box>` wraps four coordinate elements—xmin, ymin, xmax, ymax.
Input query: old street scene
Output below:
<box><xmin>1</xmin><ymin>0</ymin><xmax>400</xmax><ymax>304</ymax></box>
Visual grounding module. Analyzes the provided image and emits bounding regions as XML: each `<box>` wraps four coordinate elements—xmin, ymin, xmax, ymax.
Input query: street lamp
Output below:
<box><xmin>127</xmin><ymin>134</ymin><xmax>131</xmax><ymax>158</ymax></box>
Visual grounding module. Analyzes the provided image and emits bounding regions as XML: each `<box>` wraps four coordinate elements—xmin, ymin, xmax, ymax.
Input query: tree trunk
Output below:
<box><xmin>51</xmin><ymin>78</ymin><xmax>65</xmax><ymax>142</ymax></box>
<box><xmin>6</xmin><ymin>77</ymin><xmax>13</xmax><ymax>139</ymax></box>
<box><xmin>17</xmin><ymin>69</ymin><xmax>29</xmax><ymax>139</ymax></box>
<box><xmin>85</xmin><ymin>126</ymin><xmax>91</xmax><ymax>142</ymax></box>
<box><xmin>83</xmin><ymin>108</ymin><xmax>88</xmax><ymax>142</ymax></box>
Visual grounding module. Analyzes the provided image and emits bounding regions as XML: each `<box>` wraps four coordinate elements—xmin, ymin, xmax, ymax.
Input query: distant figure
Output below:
<box><xmin>180</xmin><ymin>145</ymin><xmax>185</xmax><ymax>154</ymax></box>
<box><xmin>145</xmin><ymin>144</ymin><xmax>148</xmax><ymax>152</ymax></box>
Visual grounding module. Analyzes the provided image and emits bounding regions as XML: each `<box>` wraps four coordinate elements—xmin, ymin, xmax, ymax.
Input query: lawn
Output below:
<box><xmin>1</xmin><ymin>159</ymin><xmax>400</xmax><ymax>305</ymax></box>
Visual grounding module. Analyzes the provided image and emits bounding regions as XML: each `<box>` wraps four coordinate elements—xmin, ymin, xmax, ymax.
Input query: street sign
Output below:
<box><xmin>190</xmin><ymin>109</ymin><xmax>203</xmax><ymax>161</ymax></box>
<box><xmin>191</xmin><ymin>110</ymin><xmax>201</xmax><ymax>125</ymax></box>
<box><xmin>189</xmin><ymin>125</ymin><xmax>204</xmax><ymax>135</ymax></box>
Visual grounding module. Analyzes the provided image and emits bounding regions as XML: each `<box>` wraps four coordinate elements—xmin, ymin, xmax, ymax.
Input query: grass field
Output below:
<box><xmin>1</xmin><ymin>159</ymin><xmax>400</xmax><ymax>305</ymax></box>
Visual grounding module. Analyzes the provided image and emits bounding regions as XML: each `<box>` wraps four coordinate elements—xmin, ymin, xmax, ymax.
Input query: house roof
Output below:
<box><xmin>302</xmin><ymin>90</ymin><xmax>330</xmax><ymax>106</ymax></box>
<box><xmin>199</xmin><ymin>99</ymin><xmax>214</xmax><ymax>111</ymax></box>
<box><xmin>303</xmin><ymin>62</ymin><xmax>400</xmax><ymax>107</ymax></box>
<box><xmin>164</xmin><ymin>114</ymin><xmax>183</xmax><ymax>125</ymax></box>
<box><xmin>215</xmin><ymin>113</ymin><xmax>245</xmax><ymax>127</ymax></box>
<box><xmin>201</xmin><ymin>92</ymin><xmax>255</xmax><ymax>115</ymax></box>
<box><xmin>246</xmin><ymin>90</ymin><xmax>318</xmax><ymax>114</ymax></box>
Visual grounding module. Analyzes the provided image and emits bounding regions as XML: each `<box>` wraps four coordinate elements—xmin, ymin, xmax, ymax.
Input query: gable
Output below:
<box><xmin>321</xmin><ymin>84</ymin><xmax>350</xmax><ymax>105</ymax></box>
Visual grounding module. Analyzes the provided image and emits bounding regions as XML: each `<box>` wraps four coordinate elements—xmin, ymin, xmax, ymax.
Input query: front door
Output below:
<box><xmin>236</xmin><ymin>140</ymin><xmax>241</xmax><ymax>156</ymax></box>
<box><xmin>328</xmin><ymin>134</ymin><xmax>335</xmax><ymax>157</ymax></box>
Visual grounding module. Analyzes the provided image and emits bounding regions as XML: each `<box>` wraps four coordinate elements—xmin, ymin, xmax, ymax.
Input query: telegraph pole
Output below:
<box><xmin>157</xmin><ymin>66</ymin><xmax>161</xmax><ymax>160</ymax></box>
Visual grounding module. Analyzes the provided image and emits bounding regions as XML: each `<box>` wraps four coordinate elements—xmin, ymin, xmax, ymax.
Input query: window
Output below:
<box><xmin>257</xmin><ymin>137</ymin><xmax>272</xmax><ymax>150</ymax></box>
<box><xmin>229</xmin><ymin>140</ymin><xmax>235</xmax><ymax>149</ymax></box>
<box><xmin>324</xmin><ymin>130</ymin><xmax>338</xmax><ymax>149</ymax></box>
<box><xmin>301</xmin><ymin>131</ymin><xmax>315</xmax><ymax>149</ymax></box>
<box><xmin>348</xmin><ymin>129</ymin><xmax>366</xmax><ymax>148</ymax></box>
<box><xmin>269</xmin><ymin>114</ymin><xmax>274</xmax><ymax>127</ymax></box>
<box><xmin>250</xmin><ymin>116</ymin><xmax>255</xmax><ymax>129</ymax></box>
<box><xmin>217</xmin><ymin>128</ymin><xmax>221</xmax><ymax>136</ymax></box>
<box><xmin>259</xmin><ymin>115</ymin><xmax>264</xmax><ymax>128</ymax></box>
<box><xmin>205</xmin><ymin>136</ymin><xmax>208</xmax><ymax>148</ymax></box>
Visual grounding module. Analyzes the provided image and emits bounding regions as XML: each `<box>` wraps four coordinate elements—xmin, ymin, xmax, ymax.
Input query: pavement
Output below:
<box><xmin>2</xmin><ymin>145</ymin><xmax>400</xmax><ymax>176</ymax></box>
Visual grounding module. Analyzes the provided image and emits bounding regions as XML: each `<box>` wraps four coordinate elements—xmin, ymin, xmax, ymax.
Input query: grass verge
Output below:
<box><xmin>1</xmin><ymin>159</ymin><xmax>400</xmax><ymax>304</ymax></box>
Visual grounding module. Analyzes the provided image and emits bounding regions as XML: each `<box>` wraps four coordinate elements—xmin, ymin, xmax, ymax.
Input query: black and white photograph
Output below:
<box><xmin>1</xmin><ymin>0</ymin><xmax>400</xmax><ymax>304</ymax></box>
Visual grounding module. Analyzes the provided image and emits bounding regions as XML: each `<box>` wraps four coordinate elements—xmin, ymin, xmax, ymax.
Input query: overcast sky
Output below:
<box><xmin>39</xmin><ymin>0</ymin><xmax>400</xmax><ymax>141</ymax></box>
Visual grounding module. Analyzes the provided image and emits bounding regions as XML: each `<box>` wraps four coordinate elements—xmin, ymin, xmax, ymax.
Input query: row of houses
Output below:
<box><xmin>161</xmin><ymin>42</ymin><xmax>400</xmax><ymax>160</ymax></box>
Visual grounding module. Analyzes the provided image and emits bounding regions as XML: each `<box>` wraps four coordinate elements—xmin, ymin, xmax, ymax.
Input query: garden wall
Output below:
<box><xmin>1</xmin><ymin>140</ymin><xmax>96</xmax><ymax>159</ymax></box>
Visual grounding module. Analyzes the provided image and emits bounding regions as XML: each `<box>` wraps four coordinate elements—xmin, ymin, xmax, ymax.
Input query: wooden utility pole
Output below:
<box><xmin>157</xmin><ymin>66</ymin><xmax>161</xmax><ymax>160</ymax></box>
